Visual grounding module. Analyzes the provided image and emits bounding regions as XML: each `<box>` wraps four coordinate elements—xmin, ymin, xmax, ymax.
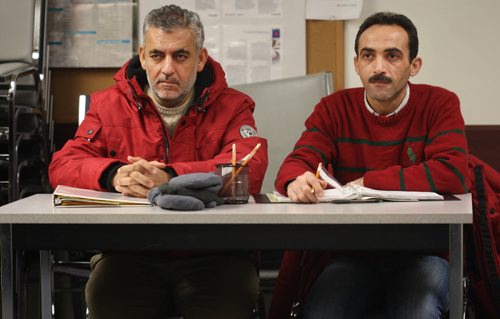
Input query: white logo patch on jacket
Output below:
<box><xmin>240</xmin><ymin>125</ymin><xmax>258</xmax><ymax>138</ymax></box>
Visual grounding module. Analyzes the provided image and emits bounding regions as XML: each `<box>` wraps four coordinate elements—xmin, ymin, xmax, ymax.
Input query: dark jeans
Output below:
<box><xmin>303</xmin><ymin>255</ymin><xmax>449</xmax><ymax>319</ymax></box>
<box><xmin>85</xmin><ymin>253</ymin><xmax>258</xmax><ymax>319</ymax></box>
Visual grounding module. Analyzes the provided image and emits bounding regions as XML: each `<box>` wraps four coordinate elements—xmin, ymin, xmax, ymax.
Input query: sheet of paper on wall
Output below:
<box><xmin>222</xmin><ymin>24</ymin><xmax>282</xmax><ymax>85</ymax></box>
<box><xmin>137</xmin><ymin>0</ymin><xmax>304</xmax><ymax>85</ymax></box>
<box><xmin>306</xmin><ymin>0</ymin><xmax>363</xmax><ymax>20</ymax></box>
<box><xmin>47</xmin><ymin>0</ymin><xmax>134</xmax><ymax>67</ymax></box>
<box><xmin>53</xmin><ymin>185</ymin><xmax>151</xmax><ymax>207</ymax></box>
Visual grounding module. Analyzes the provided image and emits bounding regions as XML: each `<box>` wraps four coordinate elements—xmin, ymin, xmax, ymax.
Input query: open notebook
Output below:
<box><xmin>267</xmin><ymin>165</ymin><xmax>444</xmax><ymax>203</ymax></box>
<box><xmin>53</xmin><ymin>185</ymin><xmax>151</xmax><ymax>207</ymax></box>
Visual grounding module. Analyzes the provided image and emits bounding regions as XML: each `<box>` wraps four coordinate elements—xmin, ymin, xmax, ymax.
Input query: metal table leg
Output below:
<box><xmin>449</xmin><ymin>224</ymin><xmax>464</xmax><ymax>319</ymax></box>
<box><xmin>1</xmin><ymin>224</ymin><xmax>14</xmax><ymax>319</ymax></box>
<box><xmin>40</xmin><ymin>250</ymin><xmax>53</xmax><ymax>319</ymax></box>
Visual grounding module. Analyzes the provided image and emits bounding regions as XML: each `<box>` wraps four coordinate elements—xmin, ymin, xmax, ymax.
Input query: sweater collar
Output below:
<box><xmin>364</xmin><ymin>84</ymin><xmax>410</xmax><ymax>117</ymax></box>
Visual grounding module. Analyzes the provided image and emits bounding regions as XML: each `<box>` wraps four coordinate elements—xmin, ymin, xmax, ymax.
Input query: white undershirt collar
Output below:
<box><xmin>364</xmin><ymin>84</ymin><xmax>410</xmax><ymax>117</ymax></box>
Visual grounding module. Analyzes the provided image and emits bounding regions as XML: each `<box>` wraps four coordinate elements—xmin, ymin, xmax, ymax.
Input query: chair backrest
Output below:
<box><xmin>232</xmin><ymin>72</ymin><xmax>333</xmax><ymax>193</ymax></box>
<box><xmin>0</xmin><ymin>0</ymin><xmax>42</xmax><ymax>64</ymax></box>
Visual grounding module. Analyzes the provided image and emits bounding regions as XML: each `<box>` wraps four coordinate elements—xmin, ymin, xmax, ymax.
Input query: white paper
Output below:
<box><xmin>306</xmin><ymin>0</ymin><xmax>363</xmax><ymax>20</ymax></box>
<box><xmin>137</xmin><ymin>0</ymin><xmax>305</xmax><ymax>84</ymax></box>
<box><xmin>222</xmin><ymin>0</ymin><xmax>282</xmax><ymax>17</ymax></box>
<box><xmin>47</xmin><ymin>0</ymin><xmax>134</xmax><ymax>67</ymax></box>
<box><xmin>317</xmin><ymin>163</ymin><xmax>343</xmax><ymax>189</ymax></box>
<box><xmin>269</xmin><ymin>163</ymin><xmax>444</xmax><ymax>202</ymax></box>
<box><xmin>268</xmin><ymin>187</ymin><xmax>443</xmax><ymax>203</ymax></box>
<box><xmin>223</xmin><ymin>25</ymin><xmax>281</xmax><ymax>84</ymax></box>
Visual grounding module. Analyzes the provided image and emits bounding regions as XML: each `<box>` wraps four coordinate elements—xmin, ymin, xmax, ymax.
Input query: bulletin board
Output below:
<box><xmin>138</xmin><ymin>0</ymin><xmax>306</xmax><ymax>85</ymax></box>
<box><xmin>46</xmin><ymin>0</ymin><xmax>135</xmax><ymax>68</ymax></box>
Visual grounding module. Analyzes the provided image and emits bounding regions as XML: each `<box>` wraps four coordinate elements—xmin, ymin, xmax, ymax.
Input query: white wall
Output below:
<box><xmin>344</xmin><ymin>0</ymin><xmax>500</xmax><ymax>124</ymax></box>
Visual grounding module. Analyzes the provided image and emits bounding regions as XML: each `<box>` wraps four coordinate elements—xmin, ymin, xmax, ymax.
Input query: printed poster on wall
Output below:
<box><xmin>138</xmin><ymin>0</ymin><xmax>305</xmax><ymax>85</ymax></box>
<box><xmin>47</xmin><ymin>0</ymin><xmax>135</xmax><ymax>68</ymax></box>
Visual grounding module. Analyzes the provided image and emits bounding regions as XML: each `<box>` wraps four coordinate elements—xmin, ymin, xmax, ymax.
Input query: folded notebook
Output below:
<box><xmin>53</xmin><ymin>185</ymin><xmax>151</xmax><ymax>207</ymax></box>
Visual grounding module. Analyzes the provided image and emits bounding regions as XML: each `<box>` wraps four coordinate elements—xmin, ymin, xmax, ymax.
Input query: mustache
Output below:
<box><xmin>156</xmin><ymin>76</ymin><xmax>180</xmax><ymax>85</ymax></box>
<box><xmin>368</xmin><ymin>74</ymin><xmax>392</xmax><ymax>83</ymax></box>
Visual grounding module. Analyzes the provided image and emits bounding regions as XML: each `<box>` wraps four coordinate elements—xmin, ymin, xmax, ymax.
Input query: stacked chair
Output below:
<box><xmin>0</xmin><ymin>0</ymin><xmax>51</xmax><ymax>206</ymax></box>
<box><xmin>1</xmin><ymin>1</ymin><xmax>52</xmax><ymax>318</ymax></box>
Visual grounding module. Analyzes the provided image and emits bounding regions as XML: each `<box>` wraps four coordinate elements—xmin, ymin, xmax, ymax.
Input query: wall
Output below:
<box><xmin>344</xmin><ymin>0</ymin><xmax>500</xmax><ymax>125</ymax></box>
<box><xmin>50</xmin><ymin>21</ymin><xmax>344</xmax><ymax>150</ymax></box>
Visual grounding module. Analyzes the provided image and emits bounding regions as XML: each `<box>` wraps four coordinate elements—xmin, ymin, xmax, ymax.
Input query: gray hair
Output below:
<box><xmin>143</xmin><ymin>5</ymin><xmax>205</xmax><ymax>51</ymax></box>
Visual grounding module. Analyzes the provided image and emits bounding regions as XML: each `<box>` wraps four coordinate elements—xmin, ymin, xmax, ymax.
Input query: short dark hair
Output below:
<box><xmin>143</xmin><ymin>5</ymin><xmax>204</xmax><ymax>51</ymax></box>
<box><xmin>354</xmin><ymin>12</ymin><xmax>419</xmax><ymax>62</ymax></box>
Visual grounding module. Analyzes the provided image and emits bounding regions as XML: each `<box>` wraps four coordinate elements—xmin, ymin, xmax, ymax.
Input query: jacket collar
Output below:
<box><xmin>114</xmin><ymin>55</ymin><xmax>228</xmax><ymax>112</ymax></box>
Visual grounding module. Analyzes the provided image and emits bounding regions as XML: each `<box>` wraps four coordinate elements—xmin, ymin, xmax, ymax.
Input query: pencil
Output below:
<box><xmin>311</xmin><ymin>162</ymin><xmax>322</xmax><ymax>194</ymax></box>
<box><xmin>315</xmin><ymin>162</ymin><xmax>322</xmax><ymax>178</ymax></box>
<box><xmin>231</xmin><ymin>143</ymin><xmax>236</xmax><ymax>166</ymax></box>
<box><xmin>236</xmin><ymin>143</ymin><xmax>261</xmax><ymax>173</ymax></box>
<box><xmin>221</xmin><ymin>143</ymin><xmax>261</xmax><ymax>192</ymax></box>
<box><xmin>231</xmin><ymin>143</ymin><xmax>237</xmax><ymax>177</ymax></box>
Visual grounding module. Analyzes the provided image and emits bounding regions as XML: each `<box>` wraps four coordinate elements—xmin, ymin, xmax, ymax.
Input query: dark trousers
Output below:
<box><xmin>85</xmin><ymin>253</ymin><xmax>258</xmax><ymax>319</ymax></box>
<box><xmin>303</xmin><ymin>255</ymin><xmax>450</xmax><ymax>319</ymax></box>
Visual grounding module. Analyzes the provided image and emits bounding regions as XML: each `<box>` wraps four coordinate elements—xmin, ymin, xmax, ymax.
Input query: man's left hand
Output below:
<box><xmin>114</xmin><ymin>156</ymin><xmax>171</xmax><ymax>197</ymax></box>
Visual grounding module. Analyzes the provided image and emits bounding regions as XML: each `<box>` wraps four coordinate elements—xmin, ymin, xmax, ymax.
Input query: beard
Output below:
<box><xmin>146</xmin><ymin>72</ymin><xmax>192</xmax><ymax>107</ymax></box>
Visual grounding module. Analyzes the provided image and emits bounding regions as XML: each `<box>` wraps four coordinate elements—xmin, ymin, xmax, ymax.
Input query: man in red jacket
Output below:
<box><xmin>270</xmin><ymin>12</ymin><xmax>470</xmax><ymax>319</ymax></box>
<box><xmin>49</xmin><ymin>5</ymin><xmax>267</xmax><ymax>319</ymax></box>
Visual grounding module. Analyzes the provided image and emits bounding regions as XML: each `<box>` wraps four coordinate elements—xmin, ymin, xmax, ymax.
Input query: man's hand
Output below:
<box><xmin>287</xmin><ymin>171</ymin><xmax>328</xmax><ymax>203</ymax></box>
<box><xmin>113</xmin><ymin>156</ymin><xmax>171</xmax><ymax>197</ymax></box>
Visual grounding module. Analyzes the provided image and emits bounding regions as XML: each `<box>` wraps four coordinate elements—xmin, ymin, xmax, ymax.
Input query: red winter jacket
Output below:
<box><xmin>49</xmin><ymin>55</ymin><xmax>268</xmax><ymax>193</ymax></box>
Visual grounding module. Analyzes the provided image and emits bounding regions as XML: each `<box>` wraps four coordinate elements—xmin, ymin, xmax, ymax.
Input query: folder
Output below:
<box><xmin>53</xmin><ymin>185</ymin><xmax>151</xmax><ymax>207</ymax></box>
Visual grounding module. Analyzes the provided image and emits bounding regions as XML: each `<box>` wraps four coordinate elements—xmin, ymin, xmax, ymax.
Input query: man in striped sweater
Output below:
<box><xmin>270</xmin><ymin>12</ymin><xmax>470</xmax><ymax>319</ymax></box>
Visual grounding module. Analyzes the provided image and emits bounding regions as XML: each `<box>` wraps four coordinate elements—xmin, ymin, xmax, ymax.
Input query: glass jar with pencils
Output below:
<box><xmin>216</xmin><ymin>163</ymin><xmax>250</xmax><ymax>204</ymax></box>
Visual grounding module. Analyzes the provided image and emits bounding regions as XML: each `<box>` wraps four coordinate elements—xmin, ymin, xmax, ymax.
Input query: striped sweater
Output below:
<box><xmin>275</xmin><ymin>82</ymin><xmax>471</xmax><ymax>195</ymax></box>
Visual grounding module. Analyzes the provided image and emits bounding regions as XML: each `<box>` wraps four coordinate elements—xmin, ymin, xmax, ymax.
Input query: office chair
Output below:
<box><xmin>232</xmin><ymin>72</ymin><xmax>333</xmax><ymax>316</ymax></box>
<box><xmin>232</xmin><ymin>72</ymin><xmax>333</xmax><ymax>194</ymax></box>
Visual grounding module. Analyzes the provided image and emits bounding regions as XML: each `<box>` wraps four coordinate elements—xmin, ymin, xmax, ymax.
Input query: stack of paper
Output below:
<box><xmin>53</xmin><ymin>185</ymin><xmax>151</xmax><ymax>207</ymax></box>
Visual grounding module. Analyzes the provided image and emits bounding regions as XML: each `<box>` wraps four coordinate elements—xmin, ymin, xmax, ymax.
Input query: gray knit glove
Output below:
<box><xmin>148</xmin><ymin>173</ymin><xmax>224</xmax><ymax>211</ymax></box>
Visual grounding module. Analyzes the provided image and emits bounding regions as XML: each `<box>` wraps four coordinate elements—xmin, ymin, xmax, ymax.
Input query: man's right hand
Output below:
<box><xmin>286</xmin><ymin>171</ymin><xmax>328</xmax><ymax>203</ymax></box>
<box><xmin>112</xmin><ymin>156</ymin><xmax>170</xmax><ymax>198</ymax></box>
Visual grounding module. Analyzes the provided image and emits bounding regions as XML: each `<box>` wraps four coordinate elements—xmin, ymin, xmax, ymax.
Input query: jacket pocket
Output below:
<box><xmin>75</xmin><ymin>120</ymin><xmax>102</xmax><ymax>141</ymax></box>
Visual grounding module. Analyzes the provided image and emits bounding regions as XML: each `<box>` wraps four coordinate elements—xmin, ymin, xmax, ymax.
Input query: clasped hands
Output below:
<box><xmin>112</xmin><ymin>156</ymin><xmax>171</xmax><ymax>198</ymax></box>
<box><xmin>287</xmin><ymin>171</ymin><xmax>364</xmax><ymax>203</ymax></box>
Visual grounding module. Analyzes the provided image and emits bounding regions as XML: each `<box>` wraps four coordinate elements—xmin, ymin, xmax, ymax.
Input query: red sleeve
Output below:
<box><xmin>49</xmin><ymin>108</ymin><xmax>124</xmax><ymax>191</ymax></box>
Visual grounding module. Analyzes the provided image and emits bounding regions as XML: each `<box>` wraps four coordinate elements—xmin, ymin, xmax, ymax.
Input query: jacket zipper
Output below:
<box><xmin>196</xmin><ymin>89</ymin><xmax>210</xmax><ymax>113</ymax></box>
<box><xmin>129</xmin><ymin>86</ymin><xmax>170</xmax><ymax>163</ymax></box>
